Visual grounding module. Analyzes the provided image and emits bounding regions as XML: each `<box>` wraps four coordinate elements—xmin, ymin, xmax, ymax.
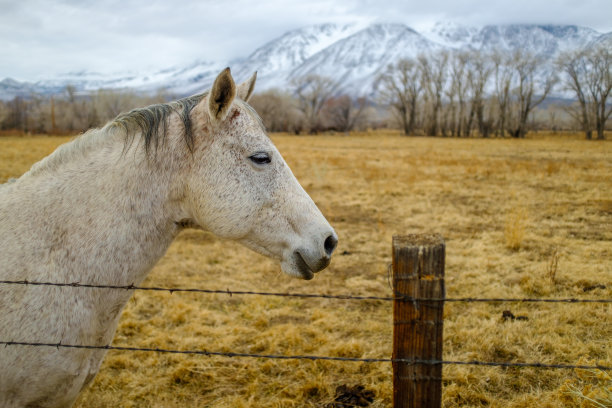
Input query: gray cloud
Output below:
<box><xmin>1</xmin><ymin>0</ymin><xmax>610</xmax><ymax>81</ymax></box>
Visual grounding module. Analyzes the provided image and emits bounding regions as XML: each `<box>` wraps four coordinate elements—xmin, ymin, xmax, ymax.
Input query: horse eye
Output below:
<box><xmin>249</xmin><ymin>152</ymin><xmax>271</xmax><ymax>165</ymax></box>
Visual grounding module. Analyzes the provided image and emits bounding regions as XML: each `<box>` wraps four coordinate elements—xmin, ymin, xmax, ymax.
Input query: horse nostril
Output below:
<box><xmin>324</xmin><ymin>234</ymin><xmax>338</xmax><ymax>257</ymax></box>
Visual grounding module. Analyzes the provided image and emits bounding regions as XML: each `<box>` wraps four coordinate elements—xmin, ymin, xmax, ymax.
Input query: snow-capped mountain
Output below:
<box><xmin>232</xmin><ymin>23</ymin><xmax>367</xmax><ymax>87</ymax></box>
<box><xmin>422</xmin><ymin>22</ymin><xmax>601</xmax><ymax>54</ymax></box>
<box><xmin>1</xmin><ymin>22</ymin><xmax>609</xmax><ymax>100</ymax></box>
<box><xmin>290</xmin><ymin>24</ymin><xmax>441</xmax><ymax>95</ymax></box>
<box><xmin>472</xmin><ymin>24</ymin><xmax>601</xmax><ymax>56</ymax></box>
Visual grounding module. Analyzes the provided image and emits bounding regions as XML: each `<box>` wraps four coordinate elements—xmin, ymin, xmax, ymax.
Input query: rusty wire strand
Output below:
<box><xmin>0</xmin><ymin>340</ymin><xmax>609</xmax><ymax>371</ymax></box>
<box><xmin>0</xmin><ymin>279</ymin><xmax>610</xmax><ymax>303</ymax></box>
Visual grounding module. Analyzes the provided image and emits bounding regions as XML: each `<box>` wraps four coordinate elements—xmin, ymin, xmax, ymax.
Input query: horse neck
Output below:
<box><xmin>24</xmin><ymin>126</ymin><xmax>187</xmax><ymax>287</ymax></box>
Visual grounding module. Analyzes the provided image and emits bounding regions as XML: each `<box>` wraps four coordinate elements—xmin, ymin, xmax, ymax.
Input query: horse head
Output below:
<box><xmin>181</xmin><ymin>68</ymin><xmax>337</xmax><ymax>279</ymax></box>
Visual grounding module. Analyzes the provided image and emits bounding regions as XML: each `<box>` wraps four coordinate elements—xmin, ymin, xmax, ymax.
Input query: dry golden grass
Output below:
<box><xmin>1</xmin><ymin>130</ymin><xmax>610</xmax><ymax>407</ymax></box>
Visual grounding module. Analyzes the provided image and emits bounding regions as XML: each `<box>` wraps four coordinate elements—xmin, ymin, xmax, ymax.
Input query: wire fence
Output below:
<box><xmin>1</xmin><ymin>278</ymin><xmax>610</xmax><ymax>372</ymax></box>
<box><xmin>1</xmin><ymin>340</ymin><xmax>610</xmax><ymax>371</ymax></box>
<box><xmin>1</xmin><ymin>279</ymin><xmax>611</xmax><ymax>303</ymax></box>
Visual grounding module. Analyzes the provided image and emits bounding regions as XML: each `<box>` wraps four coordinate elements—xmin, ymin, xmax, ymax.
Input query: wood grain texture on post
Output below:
<box><xmin>392</xmin><ymin>234</ymin><xmax>445</xmax><ymax>408</ymax></box>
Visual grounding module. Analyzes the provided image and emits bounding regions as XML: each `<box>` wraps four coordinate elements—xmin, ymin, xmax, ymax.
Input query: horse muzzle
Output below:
<box><xmin>289</xmin><ymin>232</ymin><xmax>338</xmax><ymax>280</ymax></box>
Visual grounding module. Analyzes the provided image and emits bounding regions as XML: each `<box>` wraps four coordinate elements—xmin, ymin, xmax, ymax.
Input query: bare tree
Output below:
<box><xmin>508</xmin><ymin>52</ymin><xmax>557</xmax><ymax>138</ymax></box>
<box><xmin>448</xmin><ymin>51</ymin><xmax>469</xmax><ymax>137</ymax></box>
<box><xmin>492</xmin><ymin>51</ymin><xmax>514</xmax><ymax>137</ymax></box>
<box><xmin>5</xmin><ymin>96</ymin><xmax>29</xmax><ymax>132</ymax></box>
<box><xmin>567</xmin><ymin>45</ymin><xmax>612</xmax><ymax>140</ymax></box>
<box><xmin>27</xmin><ymin>95</ymin><xmax>51</xmax><ymax>133</ymax></box>
<box><xmin>557</xmin><ymin>49</ymin><xmax>594</xmax><ymax>138</ymax></box>
<box><xmin>465</xmin><ymin>51</ymin><xmax>493</xmax><ymax>137</ymax></box>
<box><xmin>0</xmin><ymin>87</ymin><xmax>177</xmax><ymax>134</ymax></box>
<box><xmin>292</xmin><ymin>74</ymin><xmax>337</xmax><ymax>133</ymax></box>
<box><xmin>93</xmin><ymin>89</ymin><xmax>139</xmax><ymax>122</ymax></box>
<box><xmin>377</xmin><ymin>58</ymin><xmax>422</xmax><ymax>135</ymax></box>
<box><xmin>419</xmin><ymin>51</ymin><xmax>449</xmax><ymax>136</ymax></box>
<box><xmin>323</xmin><ymin>95</ymin><xmax>368</xmax><ymax>133</ymax></box>
<box><xmin>0</xmin><ymin>100</ymin><xmax>8</xmax><ymax>129</ymax></box>
<box><xmin>545</xmin><ymin>104</ymin><xmax>561</xmax><ymax>131</ymax></box>
<box><xmin>250</xmin><ymin>89</ymin><xmax>302</xmax><ymax>133</ymax></box>
<box><xmin>588</xmin><ymin>46</ymin><xmax>612</xmax><ymax>140</ymax></box>
<box><xmin>60</xmin><ymin>85</ymin><xmax>98</xmax><ymax>132</ymax></box>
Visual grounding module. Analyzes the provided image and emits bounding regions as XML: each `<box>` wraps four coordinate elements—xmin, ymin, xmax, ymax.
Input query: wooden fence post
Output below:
<box><xmin>392</xmin><ymin>234</ymin><xmax>445</xmax><ymax>408</ymax></box>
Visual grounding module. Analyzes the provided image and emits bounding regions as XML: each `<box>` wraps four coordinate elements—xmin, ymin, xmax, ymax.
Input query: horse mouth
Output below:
<box><xmin>294</xmin><ymin>251</ymin><xmax>315</xmax><ymax>280</ymax></box>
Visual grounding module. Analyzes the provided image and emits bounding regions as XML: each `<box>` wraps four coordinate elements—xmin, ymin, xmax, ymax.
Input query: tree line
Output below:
<box><xmin>377</xmin><ymin>45</ymin><xmax>610</xmax><ymax>139</ymax></box>
<box><xmin>0</xmin><ymin>45</ymin><xmax>609</xmax><ymax>139</ymax></box>
<box><xmin>0</xmin><ymin>86</ymin><xmax>170</xmax><ymax>135</ymax></box>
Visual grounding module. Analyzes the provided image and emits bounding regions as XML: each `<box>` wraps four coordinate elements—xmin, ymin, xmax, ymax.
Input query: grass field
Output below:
<box><xmin>1</xmin><ymin>131</ymin><xmax>610</xmax><ymax>407</ymax></box>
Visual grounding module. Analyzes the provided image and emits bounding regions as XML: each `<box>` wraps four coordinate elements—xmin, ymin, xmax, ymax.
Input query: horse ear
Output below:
<box><xmin>208</xmin><ymin>67</ymin><xmax>236</xmax><ymax>122</ymax></box>
<box><xmin>236</xmin><ymin>71</ymin><xmax>257</xmax><ymax>102</ymax></box>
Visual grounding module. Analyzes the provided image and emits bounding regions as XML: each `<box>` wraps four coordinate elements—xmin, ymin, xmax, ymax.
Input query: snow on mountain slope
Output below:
<box><xmin>44</xmin><ymin>60</ymin><xmax>223</xmax><ymax>95</ymax></box>
<box><xmin>289</xmin><ymin>24</ymin><xmax>441</xmax><ymax>95</ymax></box>
<box><xmin>590</xmin><ymin>31</ymin><xmax>612</xmax><ymax>48</ymax></box>
<box><xmin>239</xmin><ymin>23</ymin><xmax>365</xmax><ymax>73</ymax></box>
<box><xmin>422</xmin><ymin>21</ymin><xmax>479</xmax><ymax>48</ymax></box>
<box><xmin>0</xmin><ymin>60</ymin><xmax>224</xmax><ymax>100</ymax></box>
<box><xmin>423</xmin><ymin>22</ymin><xmax>602</xmax><ymax>56</ymax></box>
<box><xmin>0</xmin><ymin>22</ymin><xmax>609</xmax><ymax>100</ymax></box>
<box><xmin>473</xmin><ymin>24</ymin><xmax>601</xmax><ymax>58</ymax></box>
<box><xmin>232</xmin><ymin>23</ymin><xmax>366</xmax><ymax>90</ymax></box>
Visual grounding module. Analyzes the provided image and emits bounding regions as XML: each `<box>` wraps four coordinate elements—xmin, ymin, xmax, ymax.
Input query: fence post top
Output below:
<box><xmin>392</xmin><ymin>234</ymin><xmax>445</xmax><ymax>248</ymax></box>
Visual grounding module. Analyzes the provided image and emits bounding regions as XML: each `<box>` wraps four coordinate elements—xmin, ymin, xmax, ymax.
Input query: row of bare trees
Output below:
<box><xmin>378</xmin><ymin>50</ymin><xmax>559</xmax><ymax>138</ymax></box>
<box><xmin>249</xmin><ymin>76</ymin><xmax>369</xmax><ymax>134</ymax></box>
<box><xmin>0</xmin><ymin>87</ymin><xmax>169</xmax><ymax>134</ymax></box>
<box><xmin>263</xmin><ymin>45</ymin><xmax>609</xmax><ymax>138</ymax></box>
<box><xmin>378</xmin><ymin>45</ymin><xmax>610</xmax><ymax>139</ymax></box>
<box><xmin>0</xmin><ymin>46</ymin><xmax>609</xmax><ymax>138</ymax></box>
<box><xmin>0</xmin><ymin>79</ymin><xmax>371</xmax><ymax>136</ymax></box>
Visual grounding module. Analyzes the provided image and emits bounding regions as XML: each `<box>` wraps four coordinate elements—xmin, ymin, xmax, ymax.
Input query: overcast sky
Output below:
<box><xmin>1</xmin><ymin>0</ymin><xmax>611</xmax><ymax>81</ymax></box>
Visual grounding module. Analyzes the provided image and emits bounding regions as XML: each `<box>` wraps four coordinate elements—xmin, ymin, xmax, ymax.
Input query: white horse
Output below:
<box><xmin>0</xmin><ymin>68</ymin><xmax>337</xmax><ymax>408</ymax></box>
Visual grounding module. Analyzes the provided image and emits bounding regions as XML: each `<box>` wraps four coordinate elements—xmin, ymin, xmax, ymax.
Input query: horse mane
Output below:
<box><xmin>110</xmin><ymin>92</ymin><xmax>208</xmax><ymax>154</ymax></box>
<box><xmin>110</xmin><ymin>91</ymin><xmax>265</xmax><ymax>154</ymax></box>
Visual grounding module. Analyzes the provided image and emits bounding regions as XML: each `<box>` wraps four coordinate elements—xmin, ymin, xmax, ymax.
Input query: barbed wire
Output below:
<box><xmin>1</xmin><ymin>340</ymin><xmax>609</xmax><ymax>371</ymax></box>
<box><xmin>1</xmin><ymin>278</ymin><xmax>610</xmax><ymax>376</ymax></box>
<box><xmin>0</xmin><ymin>279</ymin><xmax>394</xmax><ymax>301</ymax></box>
<box><xmin>1</xmin><ymin>279</ymin><xmax>610</xmax><ymax>303</ymax></box>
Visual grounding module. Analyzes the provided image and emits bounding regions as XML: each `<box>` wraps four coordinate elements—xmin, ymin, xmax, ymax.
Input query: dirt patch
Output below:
<box><xmin>326</xmin><ymin>385</ymin><xmax>375</xmax><ymax>407</ymax></box>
